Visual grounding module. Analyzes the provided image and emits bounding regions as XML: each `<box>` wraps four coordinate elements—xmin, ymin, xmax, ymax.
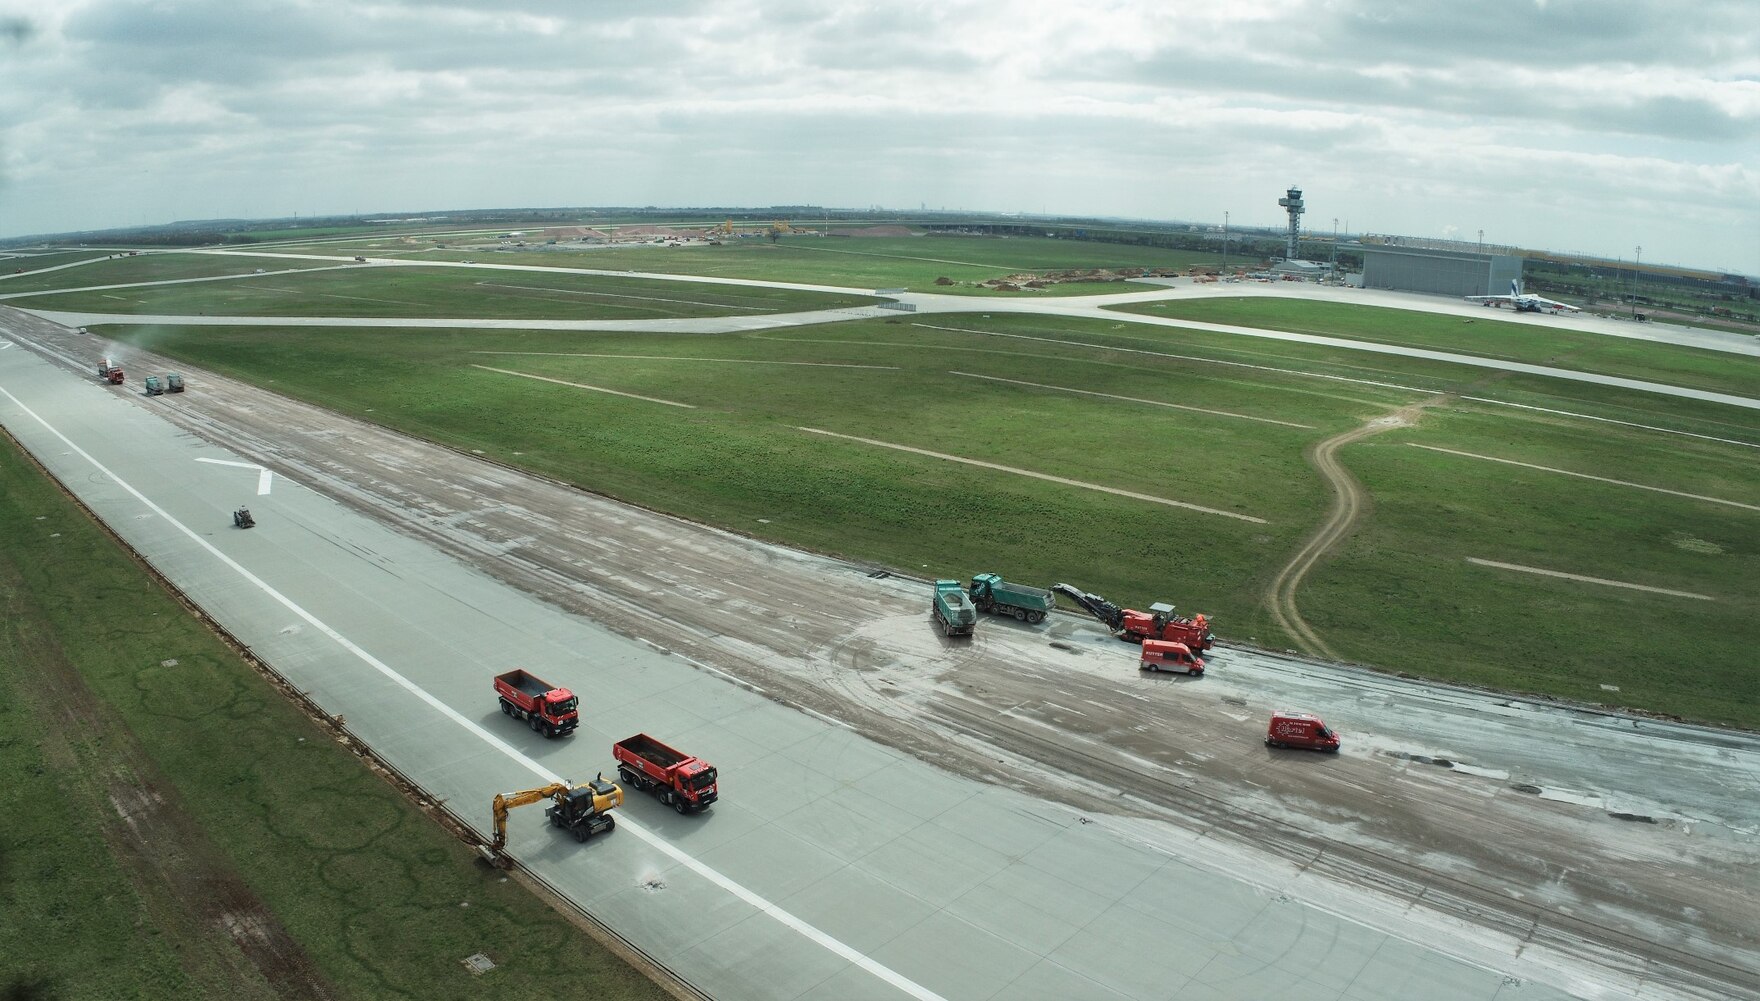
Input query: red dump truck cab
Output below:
<box><xmin>1140</xmin><ymin>639</ymin><xmax>1203</xmax><ymax>675</ymax></box>
<box><xmin>493</xmin><ymin>669</ymin><xmax>578</xmax><ymax>738</ymax></box>
<box><xmin>1266</xmin><ymin>711</ymin><xmax>1340</xmax><ymax>753</ymax></box>
<box><xmin>612</xmin><ymin>733</ymin><xmax>718</xmax><ymax>814</ymax></box>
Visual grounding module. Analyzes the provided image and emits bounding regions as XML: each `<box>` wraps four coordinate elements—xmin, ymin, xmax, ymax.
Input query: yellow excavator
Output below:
<box><xmin>480</xmin><ymin>775</ymin><xmax>622</xmax><ymax>867</ymax></box>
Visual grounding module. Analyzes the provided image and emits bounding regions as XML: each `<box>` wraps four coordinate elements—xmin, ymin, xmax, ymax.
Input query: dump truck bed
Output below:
<box><xmin>496</xmin><ymin>669</ymin><xmax>553</xmax><ymax>700</ymax></box>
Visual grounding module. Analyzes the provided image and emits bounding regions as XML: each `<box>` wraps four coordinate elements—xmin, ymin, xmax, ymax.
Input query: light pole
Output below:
<box><xmin>1632</xmin><ymin>246</ymin><xmax>1641</xmax><ymax>318</ymax></box>
<box><xmin>1331</xmin><ymin>218</ymin><xmax>1338</xmax><ymax>275</ymax></box>
<box><xmin>1222</xmin><ymin>211</ymin><xmax>1229</xmax><ymax>274</ymax></box>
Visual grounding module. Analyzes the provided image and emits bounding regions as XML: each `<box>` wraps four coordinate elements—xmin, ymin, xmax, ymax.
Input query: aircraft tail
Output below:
<box><xmin>1511</xmin><ymin>278</ymin><xmax>1522</xmax><ymax>296</ymax></box>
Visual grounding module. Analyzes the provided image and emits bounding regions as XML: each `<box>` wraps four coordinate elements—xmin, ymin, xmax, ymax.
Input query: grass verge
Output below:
<box><xmin>13</xmin><ymin>265</ymin><xmax>876</xmax><ymax>319</ymax></box>
<box><xmin>0</xmin><ymin>430</ymin><xmax>674</xmax><ymax>1001</ymax></box>
<box><xmin>1111</xmin><ymin>296</ymin><xmax>1760</xmax><ymax>400</ymax></box>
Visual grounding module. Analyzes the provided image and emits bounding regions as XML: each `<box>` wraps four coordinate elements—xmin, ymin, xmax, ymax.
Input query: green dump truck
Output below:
<box><xmin>968</xmin><ymin>573</ymin><xmax>1055</xmax><ymax>624</ymax></box>
<box><xmin>932</xmin><ymin>580</ymin><xmax>977</xmax><ymax>637</ymax></box>
<box><xmin>143</xmin><ymin>375</ymin><xmax>163</xmax><ymax>396</ymax></box>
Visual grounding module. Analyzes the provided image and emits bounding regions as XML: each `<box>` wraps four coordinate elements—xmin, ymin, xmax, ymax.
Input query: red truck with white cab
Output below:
<box><xmin>612</xmin><ymin>733</ymin><xmax>718</xmax><ymax>813</ymax></box>
<box><xmin>493</xmin><ymin>669</ymin><xmax>579</xmax><ymax>738</ymax></box>
<box><xmin>1139</xmin><ymin>639</ymin><xmax>1203</xmax><ymax>675</ymax></box>
<box><xmin>1266</xmin><ymin>711</ymin><xmax>1340</xmax><ymax>753</ymax></box>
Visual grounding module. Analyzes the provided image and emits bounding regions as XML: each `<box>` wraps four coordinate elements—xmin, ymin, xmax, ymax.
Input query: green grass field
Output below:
<box><xmin>0</xmin><ymin>252</ymin><xmax>342</xmax><ymax>295</ymax></box>
<box><xmin>12</xmin><ymin>264</ymin><xmax>878</xmax><ymax>319</ymax></box>
<box><xmin>0</xmin><ymin>434</ymin><xmax>672</xmax><ymax>1001</ymax></box>
<box><xmin>98</xmin><ymin>307</ymin><xmax>1760</xmax><ymax>726</ymax></box>
<box><xmin>286</xmin><ymin>235</ymin><xmax>1225</xmax><ymax>295</ymax></box>
<box><xmin>1110</xmin><ymin>297</ymin><xmax>1760</xmax><ymax>400</ymax></box>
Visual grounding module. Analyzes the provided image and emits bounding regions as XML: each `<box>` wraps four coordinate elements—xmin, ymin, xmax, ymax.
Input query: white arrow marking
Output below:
<box><xmin>196</xmin><ymin>457</ymin><xmax>275</xmax><ymax>495</ymax></box>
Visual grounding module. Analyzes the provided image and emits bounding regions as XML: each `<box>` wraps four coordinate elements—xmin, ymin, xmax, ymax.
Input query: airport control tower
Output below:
<box><xmin>1277</xmin><ymin>185</ymin><xmax>1304</xmax><ymax>260</ymax></box>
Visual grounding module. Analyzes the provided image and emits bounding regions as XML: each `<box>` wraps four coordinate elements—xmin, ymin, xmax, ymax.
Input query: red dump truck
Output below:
<box><xmin>612</xmin><ymin>733</ymin><xmax>718</xmax><ymax>813</ymax></box>
<box><xmin>493</xmin><ymin>669</ymin><xmax>579</xmax><ymax>738</ymax></box>
<box><xmin>97</xmin><ymin>358</ymin><xmax>124</xmax><ymax>384</ymax></box>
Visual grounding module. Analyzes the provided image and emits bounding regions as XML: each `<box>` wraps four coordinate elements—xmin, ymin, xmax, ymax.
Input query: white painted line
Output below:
<box><xmin>195</xmin><ymin>456</ymin><xmax>275</xmax><ymax>495</ymax></box>
<box><xmin>1460</xmin><ymin>396</ymin><xmax>1760</xmax><ymax>450</ymax></box>
<box><xmin>470</xmin><ymin>365</ymin><xmax>696</xmax><ymax>408</ymax></box>
<box><xmin>470</xmin><ymin>351</ymin><xmax>899</xmax><ymax>371</ymax></box>
<box><xmin>912</xmin><ymin>322</ymin><xmax>1437</xmax><ymax>396</ymax></box>
<box><xmin>1040</xmin><ymin>701</ymin><xmax>1087</xmax><ymax>717</ymax></box>
<box><xmin>797</xmin><ymin>426</ymin><xmax>1269</xmax><ymax>524</ymax></box>
<box><xmin>0</xmin><ymin>384</ymin><xmax>947</xmax><ymax>1001</ymax></box>
<box><xmin>0</xmin><ymin>341</ymin><xmax>12</xmax><ymax>349</ymax></box>
<box><xmin>949</xmin><ymin>371</ymin><xmax>1314</xmax><ymax>428</ymax></box>
<box><xmin>1465</xmin><ymin>558</ymin><xmax>1715</xmax><ymax>601</ymax></box>
<box><xmin>475</xmin><ymin>281</ymin><xmax>772</xmax><ymax>311</ymax></box>
<box><xmin>1407</xmin><ymin>444</ymin><xmax>1760</xmax><ymax>512</ymax></box>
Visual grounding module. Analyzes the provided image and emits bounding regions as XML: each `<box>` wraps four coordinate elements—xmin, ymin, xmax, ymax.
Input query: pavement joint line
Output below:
<box><xmin>949</xmin><ymin>370</ymin><xmax>1316</xmax><ymax>428</ymax></box>
<box><xmin>1459</xmin><ymin>396</ymin><xmax>1760</xmax><ymax>450</ymax></box>
<box><xmin>797</xmin><ymin>426</ymin><xmax>1270</xmax><ymax>524</ymax></box>
<box><xmin>1407</xmin><ymin>443</ymin><xmax>1760</xmax><ymax>512</ymax></box>
<box><xmin>0</xmin><ymin>381</ymin><xmax>951</xmax><ymax>1001</ymax></box>
<box><xmin>1465</xmin><ymin>558</ymin><xmax>1716</xmax><ymax>600</ymax></box>
<box><xmin>471</xmin><ymin>365</ymin><xmax>696</xmax><ymax>408</ymax></box>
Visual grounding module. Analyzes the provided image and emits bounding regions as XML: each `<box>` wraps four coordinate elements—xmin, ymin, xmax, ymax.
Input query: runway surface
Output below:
<box><xmin>4</xmin><ymin>308</ymin><xmax>1756</xmax><ymax>1000</ymax></box>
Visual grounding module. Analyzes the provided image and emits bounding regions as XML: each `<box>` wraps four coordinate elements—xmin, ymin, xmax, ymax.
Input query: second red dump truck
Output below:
<box><xmin>493</xmin><ymin>669</ymin><xmax>579</xmax><ymax>738</ymax></box>
<box><xmin>612</xmin><ymin>733</ymin><xmax>718</xmax><ymax>813</ymax></box>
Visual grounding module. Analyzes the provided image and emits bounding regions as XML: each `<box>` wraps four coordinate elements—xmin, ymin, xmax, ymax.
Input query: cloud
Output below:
<box><xmin>0</xmin><ymin>0</ymin><xmax>1753</xmax><ymax>271</ymax></box>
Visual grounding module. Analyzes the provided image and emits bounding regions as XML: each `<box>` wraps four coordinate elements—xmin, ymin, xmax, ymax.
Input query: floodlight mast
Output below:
<box><xmin>1277</xmin><ymin>185</ymin><xmax>1304</xmax><ymax>260</ymax></box>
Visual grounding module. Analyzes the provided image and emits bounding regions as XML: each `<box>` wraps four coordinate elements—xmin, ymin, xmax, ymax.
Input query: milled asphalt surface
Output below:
<box><xmin>1</xmin><ymin>251</ymin><xmax>1756</xmax><ymax>1000</ymax></box>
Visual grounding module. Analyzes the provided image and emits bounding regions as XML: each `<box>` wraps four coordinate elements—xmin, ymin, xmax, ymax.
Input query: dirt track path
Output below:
<box><xmin>1266</xmin><ymin>397</ymin><xmax>1446</xmax><ymax>658</ymax></box>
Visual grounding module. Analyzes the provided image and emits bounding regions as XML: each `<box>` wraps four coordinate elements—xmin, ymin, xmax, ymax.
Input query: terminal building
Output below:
<box><xmin>1360</xmin><ymin>244</ymin><xmax>1523</xmax><ymax>297</ymax></box>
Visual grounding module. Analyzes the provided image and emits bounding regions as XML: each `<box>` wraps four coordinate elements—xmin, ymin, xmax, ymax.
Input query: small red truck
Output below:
<box><xmin>1139</xmin><ymin>639</ymin><xmax>1203</xmax><ymax>676</ymax></box>
<box><xmin>1265</xmin><ymin>711</ymin><xmax>1340</xmax><ymax>753</ymax></box>
<box><xmin>493</xmin><ymin>669</ymin><xmax>579</xmax><ymax>738</ymax></box>
<box><xmin>612</xmin><ymin>733</ymin><xmax>718</xmax><ymax>814</ymax></box>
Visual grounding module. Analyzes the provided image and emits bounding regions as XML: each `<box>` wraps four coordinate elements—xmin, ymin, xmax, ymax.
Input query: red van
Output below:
<box><xmin>1266</xmin><ymin>711</ymin><xmax>1340</xmax><ymax>752</ymax></box>
<box><xmin>1139</xmin><ymin>639</ymin><xmax>1204</xmax><ymax>676</ymax></box>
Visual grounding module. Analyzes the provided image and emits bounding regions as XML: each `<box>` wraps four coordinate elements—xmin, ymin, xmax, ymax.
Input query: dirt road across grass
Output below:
<box><xmin>1265</xmin><ymin>398</ymin><xmax>1445</xmax><ymax>659</ymax></box>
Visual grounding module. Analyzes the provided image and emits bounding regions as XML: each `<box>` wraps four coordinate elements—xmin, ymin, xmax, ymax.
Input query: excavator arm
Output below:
<box><xmin>488</xmin><ymin>782</ymin><xmax>570</xmax><ymax>855</ymax></box>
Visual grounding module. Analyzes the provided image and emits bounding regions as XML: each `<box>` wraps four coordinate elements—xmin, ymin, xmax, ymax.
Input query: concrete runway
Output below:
<box><xmin>4</xmin><ymin>309</ymin><xmax>1756</xmax><ymax>1000</ymax></box>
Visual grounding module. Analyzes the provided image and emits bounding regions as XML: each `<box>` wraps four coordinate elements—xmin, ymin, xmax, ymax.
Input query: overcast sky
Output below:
<box><xmin>1</xmin><ymin>1</ymin><xmax>1755</xmax><ymax>273</ymax></box>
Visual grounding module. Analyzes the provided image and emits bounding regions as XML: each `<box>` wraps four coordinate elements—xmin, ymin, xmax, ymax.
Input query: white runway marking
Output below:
<box><xmin>950</xmin><ymin>370</ymin><xmax>1315</xmax><ymax>428</ymax></box>
<box><xmin>0</xmin><ymin>383</ymin><xmax>949</xmax><ymax>1001</ymax></box>
<box><xmin>471</xmin><ymin>365</ymin><xmax>696</xmax><ymax>408</ymax></box>
<box><xmin>1466</xmin><ymin>558</ymin><xmax>1715</xmax><ymax>601</ymax></box>
<box><xmin>797</xmin><ymin>426</ymin><xmax>1269</xmax><ymax>523</ymax></box>
<box><xmin>196</xmin><ymin>456</ymin><xmax>275</xmax><ymax>495</ymax></box>
<box><xmin>471</xmin><ymin>350</ymin><xmax>897</xmax><ymax>370</ymax></box>
<box><xmin>1460</xmin><ymin>396</ymin><xmax>1760</xmax><ymax>450</ymax></box>
<box><xmin>1407</xmin><ymin>443</ymin><xmax>1760</xmax><ymax>512</ymax></box>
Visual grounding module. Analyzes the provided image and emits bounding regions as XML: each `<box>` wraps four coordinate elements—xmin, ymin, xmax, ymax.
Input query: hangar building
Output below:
<box><xmin>1361</xmin><ymin>244</ymin><xmax>1523</xmax><ymax>296</ymax></box>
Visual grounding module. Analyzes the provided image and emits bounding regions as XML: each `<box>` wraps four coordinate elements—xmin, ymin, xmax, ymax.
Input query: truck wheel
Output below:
<box><xmin>1013</xmin><ymin>609</ymin><xmax>1027</xmax><ymax>622</ymax></box>
<box><xmin>618</xmin><ymin>767</ymin><xmax>636</xmax><ymax>786</ymax></box>
<box><xmin>574</xmin><ymin>827</ymin><xmax>589</xmax><ymax>843</ymax></box>
<box><xmin>529</xmin><ymin>715</ymin><xmax>542</xmax><ymax>733</ymax></box>
<box><xmin>603</xmin><ymin>816</ymin><xmax>615</xmax><ymax>832</ymax></box>
<box><xmin>499</xmin><ymin>699</ymin><xmax>512</xmax><ymax>716</ymax></box>
<box><xmin>674</xmin><ymin>797</ymin><xmax>688</xmax><ymax>815</ymax></box>
<box><xmin>1027</xmin><ymin>610</ymin><xmax>1044</xmax><ymax>624</ymax></box>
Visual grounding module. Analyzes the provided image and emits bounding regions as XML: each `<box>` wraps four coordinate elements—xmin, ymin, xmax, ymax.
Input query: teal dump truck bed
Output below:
<box><xmin>932</xmin><ymin>580</ymin><xmax>977</xmax><ymax>637</ymax></box>
<box><xmin>968</xmin><ymin>573</ymin><xmax>1055</xmax><ymax>623</ymax></box>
